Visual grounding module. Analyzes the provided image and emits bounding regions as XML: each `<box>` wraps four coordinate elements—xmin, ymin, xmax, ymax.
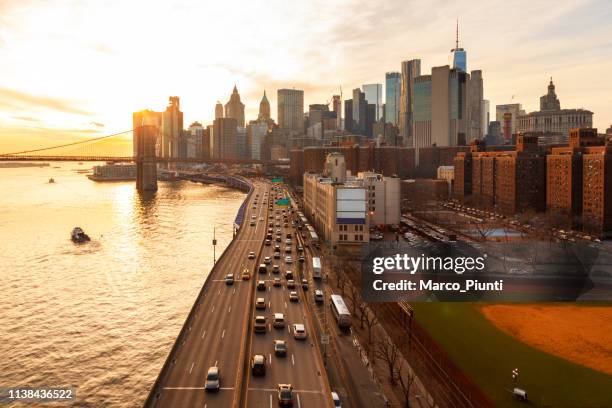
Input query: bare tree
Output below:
<box><xmin>394</xmin><ymin>361</ymin><xmax>416</xmax><ymax>408</ymax></box>
<box><xmin>346</xmin><ymin>283</ymin><xmax>361</xmax><ymax>316</ymax></box>
<box><xmin>359</xmin><ymin>303</ymin><xmax>379</xmax><ymax>344</ymax></box>
<box><xmin>373</xmin><ymin>337</ymin><xmax>401</xmax><ymax>384</ymax></box>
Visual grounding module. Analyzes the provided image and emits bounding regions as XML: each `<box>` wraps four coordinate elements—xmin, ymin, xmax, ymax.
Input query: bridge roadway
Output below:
<box><xmin>147</xmin><ymin>181</ymin><xmax>332</xmax><ymax>408</ymax></box>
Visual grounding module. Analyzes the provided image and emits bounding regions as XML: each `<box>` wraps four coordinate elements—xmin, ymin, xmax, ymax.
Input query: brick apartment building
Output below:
<box><xmin>454</xmin><ymin>135</ymin><xmax>546</xmax><ymax>215</ymax></box>
<box><xmin>582</xmin><ymin>145</ymin><xmax>612</xmax><ymax>237</ymax></box>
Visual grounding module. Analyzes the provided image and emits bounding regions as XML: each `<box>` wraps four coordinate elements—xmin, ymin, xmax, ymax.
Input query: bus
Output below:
<box><xmin>308</xmin><ymin>230</ymin><xmax>319</xmax><ymax>246</ymax></box>
<box><xmin>312</xmin><ymin>257</ymin><xmax>322</xmax><ymax>279</ymax></box>
<box><xmin>330</xmin><ymin>294</ymin><xmax>351</xmax><ymax>329</ymax></box>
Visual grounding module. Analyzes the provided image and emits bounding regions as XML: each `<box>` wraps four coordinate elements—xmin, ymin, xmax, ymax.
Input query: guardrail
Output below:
<box><xmin>143</xmin><ymin>177</ymin><xmax>254</xmax><ymax>407</ymax></box>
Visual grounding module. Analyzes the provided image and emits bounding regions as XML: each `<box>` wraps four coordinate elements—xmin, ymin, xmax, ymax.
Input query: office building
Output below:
<box><xmin>236</xmin><ymin>127</ymin><xmax>247</xmax><ymax>159</ymax></box>
<box><xmin>161</xmin><ymin>96</ymin><xmax>183</xmax><ymax>158</ymax></box>
<box><xmin>247</xmin><ymin>122</ymin><xmax>268</xmax><ymax>160</ymax></box>
<box><xmin>385</xmin><ymin>72</ymin><xmax>401</xmax><ymax>125</ymax></box>
<box><xmin>278</xmin><ymin>89</ymin><xmax>304</xmax><ymax>131</ymax></box>
<box><xmin>467</xmin><ymin>70</ymin><xmax>483</xmax><ymax>142</ymax></box>
<box><xmin>399</xmin><ymin>59</ymin><xmax>421</xmax><ymax>145</ymax></box>
<box><xmin>432</xmin><ymin>65</ymin><xmax>468</xmax><ymax>147</ymax></box>
<box><xmin>412</xmin><ymin>75</ymin><xmax>432</xmax><ymax>151</ymax></box>
<box><xmin>482</xmin><ymin>100</ymin><xmax>490</xmax><ymax>137</ymax></box>
<box><xmin>258</xmin><ymin>90</ymin><xmax>271</xmax><ymax>123</ymax></box>
<box><xmin>344</xmin><ymin>99</ymin><xmax>353</xmax><ymax>132</ymax></box>
<box><xmin>451</xmin><ymin>21</ymin><xmax>467</xmax><ymax>72</ymax></box>
<box><xmin>212</xmin><ymin>117</ymin><xmax>238</xmax><ymax>159</ymax></box>
<box><xmin>352</xmin><ymin>88</ymin><xmax>367</xmax><ymax>136</ymax></box>
<box><xmin>517</xmin><ymin>79</ymin><xmax>593</xmax><ymax>143</ymax></box>
<box><xmin>363</xmin><ymin>83</ymin><xmax>383</xmax><ymax>121</ymax></box>
<box><xmin>187</xmin><ymin>121</ymin><xmax>204</xmax><ymax>158</ymax></box>
<box><xmin>332</xmin><ymin>95</ymin><xmax>342</xmax><ymax>129</ymax></box>
<box><xmin>215</xmin><ymin>101</ymin><xmax>224</xmax><ymax>120</ymax></box>
<box><xmin>224</xmin><ymin>86</ymin><xmax>245</xmax><ymax>127</ymax></box>
<box><xmin>496</xmin><ymin>103</ymin><xmax>525</xmax><ymax>141</ymax></box>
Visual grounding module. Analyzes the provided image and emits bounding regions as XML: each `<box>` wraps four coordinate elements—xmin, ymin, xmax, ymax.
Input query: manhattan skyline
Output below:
<box><xmin>0</xmin><ymin>0</ymin><xmax>611</xmax><ymax>152</ymax></box>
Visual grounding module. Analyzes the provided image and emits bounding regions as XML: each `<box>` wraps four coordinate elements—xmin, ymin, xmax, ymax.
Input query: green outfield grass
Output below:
<box><xmin>412</xmin><ymin>303</ymin><xmax>612</xmax><ymax>408</ymax></box>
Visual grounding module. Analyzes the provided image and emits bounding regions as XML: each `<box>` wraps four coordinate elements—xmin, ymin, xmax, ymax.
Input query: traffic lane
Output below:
<box><xmin>155</xmin><ymin>186</ymin><xmax>266</xmax><ymax>406</ymax></box>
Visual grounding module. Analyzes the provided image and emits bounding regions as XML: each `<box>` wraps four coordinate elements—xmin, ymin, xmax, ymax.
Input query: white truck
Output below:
<box><xmin>312</xmin><ymin>257</ymin><xmax>322</xmax><ymax>279</ymax></box>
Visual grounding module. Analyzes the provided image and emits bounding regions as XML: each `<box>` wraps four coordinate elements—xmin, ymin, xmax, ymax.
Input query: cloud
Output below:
<box><xmin>90</xmin><ymin>121</ymin><xmax>105</xmax><ymax>128</ymax></box>
<box><xmin>0</xmin><ymin>86</ymin><xmax>92</xmax><ymax>116</ymax></box>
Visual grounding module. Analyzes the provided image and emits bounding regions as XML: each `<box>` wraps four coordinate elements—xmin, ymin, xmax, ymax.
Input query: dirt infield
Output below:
<box><xmin>481</xmin><ymin>304</ymin><xmax>612</xmax><ymax>375</ymax></box>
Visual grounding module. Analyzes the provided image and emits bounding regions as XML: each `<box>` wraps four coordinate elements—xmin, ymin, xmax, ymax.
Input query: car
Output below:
<box><xmin>264</xmin><ymin>256</ymin><xmax>272</xmax><ymax>265</ymax></box>
<box><xmin>297</xmin><ymin>245</ymin><xmax>303</xmax><ymax>253</ymax></box>
<box><xmin>285</xmin><ymin>256</ymin><xmax>293</xmax><ymax>264</ymax></box>
<box><xmin>332</xmin><ymin>392</ymin><xmax>342</xmax><ymax>407</ymax></box>
<box><xmin>277</xmin><ymin>384</ymin><xmax>294</xmax><ymax>407</ymax></box>
<box><xmin>254</xmin><ymin>315</ymin><xmax>267</xmax><ymax>333</ymax></box>
<box><xmin>293</xmin><ymin>324</ymin><xmax>306</xmax><ymax>339</ymax></box>
<box><xmin>301</xmin><ymin>279</ymin><xmax>309</xmax><ymax>290</ymax></box>
<box><xmin>241</xmin><ymin>268</ymin><xmax>251</xmax><ymax>280</ymax></box>
<box><xmin>249</xmin><ymin>221</ymin><xmax>256</xmax><ymax>226</ymax></box>
<box><xmin>265</xmin><ymin>239</ymin><xmax>271</xmax><ymax>246</ymax></box>
<box><xmin>286</xmin><ymin>279</ymin><xmax>296</xmax><ymax>289</ymax></box>
<box><xmin>298</xmin><ymin>256</ymin><xmax>305</xmax><ymax>263</ymax></box>
<box><xmin>285</xmin><ymin>246</ymin><xmax>292</xmax><ymax>254</ymax></box>
<box><xmin>289</xmin><ymin>291</ymin><xmax>299</xmax><ymax>302</ymax></box>
<box><xmin>285</xmin><ymin>239</ymin><xmax>292</xmax><ymax>245</ymax></box>
<box><xmin>248</xmin><ymin>251</ymin><xmax>255</xmax><ymax>259</ymax></box>
<box><xmin>204</xmin><ymin>366</ymin><xmax>220</xmax><ymax>392</ymax></box>
<box><xmin>256</xmin><ymin>297</ymin><xmax>266</xmax><ymax>309</ymax></box>
<box><xmin>285</xmin><ymin>270</ymin><xmax>294</xmax><ymax>280</ymax></box>
<box><xmin>225</xmin><ymin>274</ymin><xmax>234</xmax><ymax>285</ymax></box>
<box><xmin>314</xmin><ymin>289</ymin><xmax>324</xmax><ymax>303</ymax></box>
<box><xmin>251</xmin><ymin>354</ymin><xmax>266</xmax><ymax>376</ymax></box>
<box><xmin>274</xmin><ymin>244</ymin><xmax>281</xmax><ymax>251</ymax></box>
<box><xmin>272</xmin><ymin>264</ymin><xmax>280</xmax><ymax>274</ymax></box>
<box><xmin>259</xmin><ymin>217</ymin><xmax>264</xmax><ymax>221</ymax></box>
<box><xmin>258</xmin><ymin>263</ymin><xmax>267</xmax><ymax>274</ymax></box>
<box><xmin>276</xmin><ymin>236</ymin><xmax>282</xmax><ymax>242</ymax></box>
<box><xmin>273</xmin><ymin>277</ymin><xmax>281</xmax><ymax>287</ymax></box>
<box><xmin>284</xmin><ymin>222</ymin><xmax>289</xmax><ymax>227</ymax></box>
<box><xmin>257</xmin><ymin>280</ymin><xmax>266</xmax><ymax>291</ymax></box>
<box><xmin>273</xmin><ymin>313</ymin><xmax>285</xmax><ymax>328</ymax></box>
<box><xmin>274</xmin><ymin>340</ymin><xmax>287</xmax><ymax>357</ymax></box>
<box><xmin>274</xmin><ymin>251</ymin><xmax>281</xmax><ymax>259</ymax></box>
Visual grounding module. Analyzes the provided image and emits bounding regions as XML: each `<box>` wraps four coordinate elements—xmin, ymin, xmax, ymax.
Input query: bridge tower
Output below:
<box><xmin>135</xmin><ymin>123</ymin><xmax>158</xmax><ymax>191</ymax></box>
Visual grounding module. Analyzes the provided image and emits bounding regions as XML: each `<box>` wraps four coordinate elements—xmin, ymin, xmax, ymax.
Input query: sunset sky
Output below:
<box><xmin>0</xmin><ymin>0</ymin><xmax>611</xmax><ymax>152</ymax></box>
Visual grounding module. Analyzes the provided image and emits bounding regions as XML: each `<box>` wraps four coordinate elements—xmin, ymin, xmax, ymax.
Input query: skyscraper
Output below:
<box><xmin>399</xmin><ymin>59</ymin><xmax>421</xmax><ymax>146</ymax></box>
<box><xmin>278</xmin><ymin>89</ymin><xmax>304</xmax><ymax>131</ymax></box>
<box><xmin>161</xmin><ymin>96</ymin><xmax>183</xmax><ymax>158</ymax></box>
<box><xmin>451</xmin><ymin>20</ymin><xmax>466</xmax><ymax>72</ymax></box>
<box><xmin>215</xmin><ymin>101</ymin><xmax>224</xmax><ymax>120</ymax></box>
<box><xmin>258</xmin><ymin>90</ymin><xmax>271</xmax><ymax>122</ymax></box>
<box><xmin>344</xmin><ymin>99</ymin><xmax>353</xmax><ymax>132</ymax></box>
<box><xmin>224</xmin><ymin>86</ymin><xmax>245</xmax><ymax>127</ymax></box>
<box><xmin>362</xmin><ymin>83</ymin><xmax>382</xmax><ymax>121</ymax></box>
<box><xmin>332</xmin><ymin>95</ymin><xmax>341</xmax><ymax>129</ymax></box>
<box><xmin>213</xmin><ymin>117</ymin><xmax>238</xmax><ymax>159</ymax></box>
<box><xmin>467</xmin><ymin>70</ymin><xmax>483</xmax><ymax>142</ymax></box>
<box><xmin>431</xmin><ymin>65</ymin><xmax>468</xmax><ymax>147</ymax></box>
<box><xmin>352</xmin><ymin>88</ymin><xmax>367</xmax><ymax>136</ymax></box>
<box><xmin>496</xmin><ymin>103</ymin><xmax>525</xmax><ymax>138</ymax></box>
<box><xmin>385</xmin><ymin>72</ymin><xmax>401</xmax><ymax>125</ymax></box>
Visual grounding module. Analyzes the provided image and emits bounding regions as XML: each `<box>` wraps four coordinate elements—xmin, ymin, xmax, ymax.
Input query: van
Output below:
<box><xmin>273</xmin><ymin>313</ymin><xmax>285</xmax><ymax>328</ymax></box>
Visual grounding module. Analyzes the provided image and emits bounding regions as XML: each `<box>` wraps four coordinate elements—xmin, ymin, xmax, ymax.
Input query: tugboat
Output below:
<box><xmin>71</xmin><ymin>227</ymin><xmax>91</xmax><ymax>243</ymax></box>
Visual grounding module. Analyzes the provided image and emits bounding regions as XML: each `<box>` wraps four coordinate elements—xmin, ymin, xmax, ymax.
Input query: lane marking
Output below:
<box><xmin>214</xmin><ymin>360</ymin><xmax>218</xmax><ymax>367</ymax></box>
<box><xmin>212</xmin><ymin>305</ymin><xmax>215</xmax><ymax>313</ymax></box>
<box><xmin>269</xmin><ymin>394</ymin><xmax>272</xmax><ymax>408</ymax></box>
<box><xmin>269</xmin><ymin>353</ymin><xmax>272</xmax><ymax>365</ymax></box>
<box><xmin>189</xmin><ymin>361</ymin><xmax>194</xmax><ymax>374</ymax></box>
<box><xmin>228</xmin><ymin>305</ymin><xmax>231</xmax><ymax>313</ymax></box>
<box><xmin>221</xmin><ymin>329</ymin><xmax>225</xmax><ymax>339</ymax></box>
<box><xmin>202</xmin><ymin>330</ymin><xmax>206</xmax><ymax>339</ymax></box>
<box><xmin>247</xmin><ymin>388</ymin><xmax>322</xmax><ymax>394</ymax></box>
<box><xmin>291</xmin><ymin>354</ymin><xmax>295</xmax><ymax>366</ymax></box>
<box><xmin>297</xmin><ymin>393</ymin><xmax>301</xmax><ymax>408</ymax></box>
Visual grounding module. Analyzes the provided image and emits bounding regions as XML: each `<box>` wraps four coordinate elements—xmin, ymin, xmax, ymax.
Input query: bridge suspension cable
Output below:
<box><xmin>0</xmin><ymin>129</ymin><xmax>134</xmax><ymax>156</ymax></box>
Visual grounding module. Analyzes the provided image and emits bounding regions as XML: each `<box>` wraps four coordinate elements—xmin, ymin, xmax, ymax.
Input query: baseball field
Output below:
<box><xmin>412</xmin><ymin>303</ymin><xmax>612</xmax><ymax>408</ymax></box>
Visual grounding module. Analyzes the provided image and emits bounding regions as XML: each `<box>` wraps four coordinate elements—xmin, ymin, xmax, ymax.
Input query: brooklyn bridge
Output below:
<box><xmin>0</xmin><ymin>126</ymin><xmax>285</xmax><ymax>190</ymax></box>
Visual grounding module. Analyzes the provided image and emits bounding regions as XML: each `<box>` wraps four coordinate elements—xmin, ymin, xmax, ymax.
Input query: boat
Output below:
<box><xmin>71</xmin><ymin>227</ymin><xmax>91</xmax><ymax>243</ymax></box>
<box><xmin>48</xmin><ymin>178</ymin><xmax>55</xmax><ymax>183</ymax></box>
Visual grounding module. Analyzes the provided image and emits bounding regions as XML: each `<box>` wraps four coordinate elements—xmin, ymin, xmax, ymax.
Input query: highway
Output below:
<box><xmin>147</xmin><ymin>181</ymin><xmax>332</xmax><ymax>408</ymax></box>
<box><xmin>243</xmin><ymin>187</ymin><xmax>331</xmax><ymax>408</ymax></box>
